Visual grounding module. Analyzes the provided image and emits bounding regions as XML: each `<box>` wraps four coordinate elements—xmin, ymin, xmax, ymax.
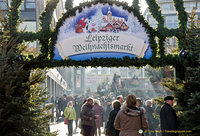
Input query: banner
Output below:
<box><xmin>54</xmin><ymin>4</ymin><xmax>152</xmax><ymax>60</ymax></box>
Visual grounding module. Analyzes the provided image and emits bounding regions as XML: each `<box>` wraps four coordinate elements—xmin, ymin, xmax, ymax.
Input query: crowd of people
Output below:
<box><xmin>54</xmin><ymin>94</ymin><xmax>178</xmax><ymax>136</ymax></box>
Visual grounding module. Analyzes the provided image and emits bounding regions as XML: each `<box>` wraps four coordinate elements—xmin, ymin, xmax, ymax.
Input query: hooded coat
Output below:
<box><xmin>114</xmin><ymin>106</ymin><xmax>148</xmax><ymax>136</ymax></box>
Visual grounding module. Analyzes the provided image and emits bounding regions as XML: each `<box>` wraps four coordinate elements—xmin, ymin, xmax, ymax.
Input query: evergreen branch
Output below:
<box><xmin>7</xmin><ymin>0</ymin><xmax>23</xmax><ymax>37</ymax></box>
<box><xmin>132</xmin><ymin>0</ymin><xmax>140</xmax><ymax>12</ymax></box>
<box><xmin>38</xmin><ymin>0</ymin><xmax>59</xmax><ymax>59</ymax></box>
<box><xmin>65</xmin><ymin>0</ymin><xmax>73</xmax><ymax>11</ymax></box>
<box><xmin>173</xmin><ymin>0</ymin><xmax>188</xmax><ymax>32</ymax></box>
<box><xmin>145</xmin><ymin>0</ymin><xmax>164</xmax><ymax>30</ymax></box>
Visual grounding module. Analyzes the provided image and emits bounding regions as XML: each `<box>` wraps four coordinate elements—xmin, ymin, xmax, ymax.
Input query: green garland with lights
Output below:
<box><xmin>7</xmin><ymin>0</ymin><xmax>188</xmax><ymax>69</ymax></box>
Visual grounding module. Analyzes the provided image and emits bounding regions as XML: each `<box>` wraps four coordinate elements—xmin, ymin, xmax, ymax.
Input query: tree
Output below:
<box><xmin>162</xmin><ymin>9</ymin><xmax>200</xmax><ymax>136</ymax></box>
<box><xmin>0</xmin><ymin>9</ymin><xmax>55</xmax><ymax>136</ymax></box>
<box><xmin>90</xmin><ymin>7</ymin><xmax>104</xmax><ymax>32</ymax></box>
<box><xmin>145</xmin><ymin>66</ymin><xmax>171</xmax><ymax>83</ymax></box>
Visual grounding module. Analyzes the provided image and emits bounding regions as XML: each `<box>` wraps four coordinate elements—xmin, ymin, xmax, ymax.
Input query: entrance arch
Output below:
<box><xmin>46</xmin><ymin>0</ymin><xmax>187</xmax><ymax>68</ymax></box>
<box><xmin>1</xmin><ymin>0</ymin><xmax>194</xmax><ymax>136</ymax></box>
<box><xmin>8</xmin><ymin>0</ymin><xmax>187</xmax><ymax>69</ymax></box>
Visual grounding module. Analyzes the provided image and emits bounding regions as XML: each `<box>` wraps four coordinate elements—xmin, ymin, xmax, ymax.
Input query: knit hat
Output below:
<box><xmin>164</xmin><ymin>96</ymin><xmax>174</xmax><ymax>101</ymax></box>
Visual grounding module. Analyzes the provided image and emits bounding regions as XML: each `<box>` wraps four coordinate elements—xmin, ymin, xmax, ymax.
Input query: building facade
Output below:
<box><xmin>146</xmin><ymin>0</ymin><xmax>200</xmax><ymax>28</ymax></box>
<box><xmin>145</xmin><ymin>0</ymin><xmax>200</xmax><ymax>53</ymax></box>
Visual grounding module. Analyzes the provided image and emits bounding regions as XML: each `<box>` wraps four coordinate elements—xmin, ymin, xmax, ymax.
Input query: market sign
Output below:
<box><xmin>54</xmin><ymin>3</ymin><xmax>152</xmax><ymax>61</ymax></box>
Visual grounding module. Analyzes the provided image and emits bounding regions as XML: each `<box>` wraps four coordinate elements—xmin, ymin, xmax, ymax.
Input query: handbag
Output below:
<box><xmin>64</xmin><ymin>118</ymin><xmax>68</xmax><ymax>124</ymax></box>
<box><xmin>64</xmin><ymin>107</ymin><xmax>72</xmax><ymax>125</ymax></box>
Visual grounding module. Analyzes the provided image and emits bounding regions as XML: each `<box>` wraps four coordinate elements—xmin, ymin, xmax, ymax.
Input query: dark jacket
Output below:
<box><xmin>104</xmin><ymin>104</ymin><xmax>112</xmax><ymax>122</ymax></box>
<box><xmin>80</xmin><ymin>103</ymin><xmax>96</xmax><ymax>127</ymax></box>
<box><xmin>62</xmin><ymin>98</ymin><xmax>68</xmax><ymax>111</ymax></box>
<box><xmin>74</xmin><ymin>104</ymin><xmax>81</xmax><ymax>119</ymax></box>
<box><xmin>145</xmin><ymin>105</ymin><xmax>156</xmax><ymax>130</ymax></box>
<box><xmin>160</xmin><ymin>103</ymin><xmax>178</xmax><ymax>136</ymax></box>
<box><xmin>105</xmin><ymin>108</ymin><xmax>120</xmax><ymax>136</ymax></box>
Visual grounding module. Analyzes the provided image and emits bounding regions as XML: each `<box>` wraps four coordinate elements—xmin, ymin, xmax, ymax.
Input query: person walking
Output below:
<box><xmin>114</xmin><ymin>94</ymin><xmax>148</xmax><ymax>136</ymax></box>
<box><xmin>74</xmin><ymin>100</ymin><xmax>81</xmax><ymax>130</ymax></box>
<box><xmin>104</xmin><ymin>99</ymin><xmax>112</xmax><ymax>123</ymax></box>
<box><xmin>93</xmin><ymin>99</ymin><xmax>104</xmax><ymax>136</ymax></box>
<box><xmin>64</xmin><ymin>101</ymin><xmax>76</xmax><ymax>136</ymax></box>
<box><xmin>136</xmin><ymin>98</ymin><xmax>146</xmax><ymax>113</ymax></box>
<box><xmin>145</xmin><ymin>100</ymin><xmax>156</xmax><ymax>136</ymax></box>
<box><xmin>160</xmin><ymin>96</ymin><xmax>179</xmax><ymax>136</ymax></box>
<box><xmin>55</xmin><ymin>97</ymin><xmax>59</xmax><ymax>119</ymax></box>
<box><xmin>105</xmin><ymin>100</ymin><xmax>121</xmax><ymax>136</ymax></box>
<box><xmin>57</xmin><ymin>97</ymin><xmax>63</xmax><ymax>118</ymax></box>
<box><xmin>62</xmin><ymin>94</ymin><xmax>68</xmax><ymax>116</ymax></box>
<box><xmin>116</xmin><ymin>95</ymin><xmax>123</xmax><ymax>104</ymax></box>
<box><xmin>80</xmin><ymin>97</ymin><xmax>99</xmax><ymax>136</ymax></box>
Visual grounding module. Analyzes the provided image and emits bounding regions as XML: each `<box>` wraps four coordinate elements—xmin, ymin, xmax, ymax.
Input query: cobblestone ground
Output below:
<box><xmin>50</xmin><ymin>118</ymin><xmax>106</xmax><ymax>136</ymax></box>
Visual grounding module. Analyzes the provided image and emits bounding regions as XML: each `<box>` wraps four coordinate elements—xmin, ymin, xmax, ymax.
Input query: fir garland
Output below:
<box><xmin>7</xmin><ymin>0</ymin><xmax>188</xmax><ymax>69</ymax></box>
<box><xmin>65</xmin><ymin>0</ymin><xmax>73</xmax><ymax>11</ymax></box>
<box><xmin>132</xmin><ymin>0</ymin><xmax>140</xmax><ymax>12</ymax></box>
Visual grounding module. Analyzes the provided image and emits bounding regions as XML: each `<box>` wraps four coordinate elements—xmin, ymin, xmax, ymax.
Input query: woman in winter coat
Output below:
<box><xmin>64</xmin><ymin>101</ymin><xmax>76</xmax><ymax>136</ymax></box>
<box><xmin>114</xmin><ymin>94</ymin><xmax>148</xmax><ymax>136</ymax></box>
<box><xmin>80</xmin><ymin>97</ymin><xmax>98</xmax><ymax>136</ymax></box>
<box><xmin>105</xmin><ymin>100</ymin><xmax>121</xmax><ymax>136</ymax></box>
<box><xmin>93</xmin><ymin>99</ymin><xmax>104</xmax><ymax>136</ymax></box>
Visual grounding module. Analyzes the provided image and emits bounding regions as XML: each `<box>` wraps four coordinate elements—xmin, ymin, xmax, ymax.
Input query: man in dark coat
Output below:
<box><xmin>57</xmin><ymin>97</ymin><xmax>63</xmax><ymax>118</ymax></box>
<box><xmin>160</xmin><ymin>96</ymin><xmax>179</xmax><ymax>136</ymax></box>
<box><xmin>62</xmin><ymin>94</ymin><xmax>68</xmax><ymax>116</ymax></box>
<box><xmin>104</xmin><ymin>99</ymin><xmax>112</xmax><ymax>123</ymax></box>
<box><xmin>74</xmin><ymin>100</ymin><xmax>81</xmax><ymax>129</ymax></box>
<box><xmin>145</xmin><ymin>100</ymin><xmax>156</xmax><ymax>136</ymax></box>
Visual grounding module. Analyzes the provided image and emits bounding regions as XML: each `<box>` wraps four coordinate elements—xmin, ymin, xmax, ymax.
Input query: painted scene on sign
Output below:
<box><xmin>54</xmin><ymin>3</ymin><xmax>152</xmax><ymax>60</ymax></box>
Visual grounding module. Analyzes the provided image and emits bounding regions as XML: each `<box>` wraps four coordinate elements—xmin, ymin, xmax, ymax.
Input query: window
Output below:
<box><xmin>165</xmin><ymin>16</ymin><xmax>178</xmax><ymax>28</ymax></box>
<box><xmin>19</xmin><ymin>21</ymin><xmax>37</xmax><ymax>49</ymax></box>
<box><xmin>0</xmin><ymin>0</ymin><xmax>8</xmax><ymax>10</ymax></box>
<box><xmin>169</xmin><ymin>4</ymin><xmax>175</xmax><ymax>11</ymax></box>
<box><xmin>148</xmin><ymin>16</ymin><xmax>157</xmax><ymax>28</ymax></box>
<box><xmin>198</xmin><ymin>2</ymin><xmax>200</xmax><ymax>9</ymax></box>
<box><xmin>26</xmin><ymin>0</ymin><xmax>35</xmax><ymax>2</ymax></box>
<box><xmin>26</xmin><ymin>3</ymin><xmax>35</xmax><ymax>8</ymax></box>
<box><xmin>20</xmin><ymin>2</ymin><xmax>24</xmax><ymax>10</ymax></box>
<box><xmin>161</xmin><ymin>3</ymin><xmax>175</xmax><ymax>11</ymax></box>
<box><xmin>187</xmin><ymin>15</ymin><xmax>199</xmax><ymax>28</ymax></box>
<box><xmin>184</xmin><ymin>2</ymin><xmax>196</xmax><ymax>11</ymax></box>
<box><xmin>157</xmin><ymin>0</ymin><xmax>173</xmax><ymax>2</ymax></box>
<box><xmin>0</xmin><ymin>0</ymin><xmax>35</xmax><ymax>10</ymax></box>
<box><xmin>19</xmin><ymin>21</ymin><xmax>36</xmax><ymax>32</ymax></box>
<box><xmin>25</xmin><ymin>0</ymin><xmax>35</xmax><ymax>9</ymax></box>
